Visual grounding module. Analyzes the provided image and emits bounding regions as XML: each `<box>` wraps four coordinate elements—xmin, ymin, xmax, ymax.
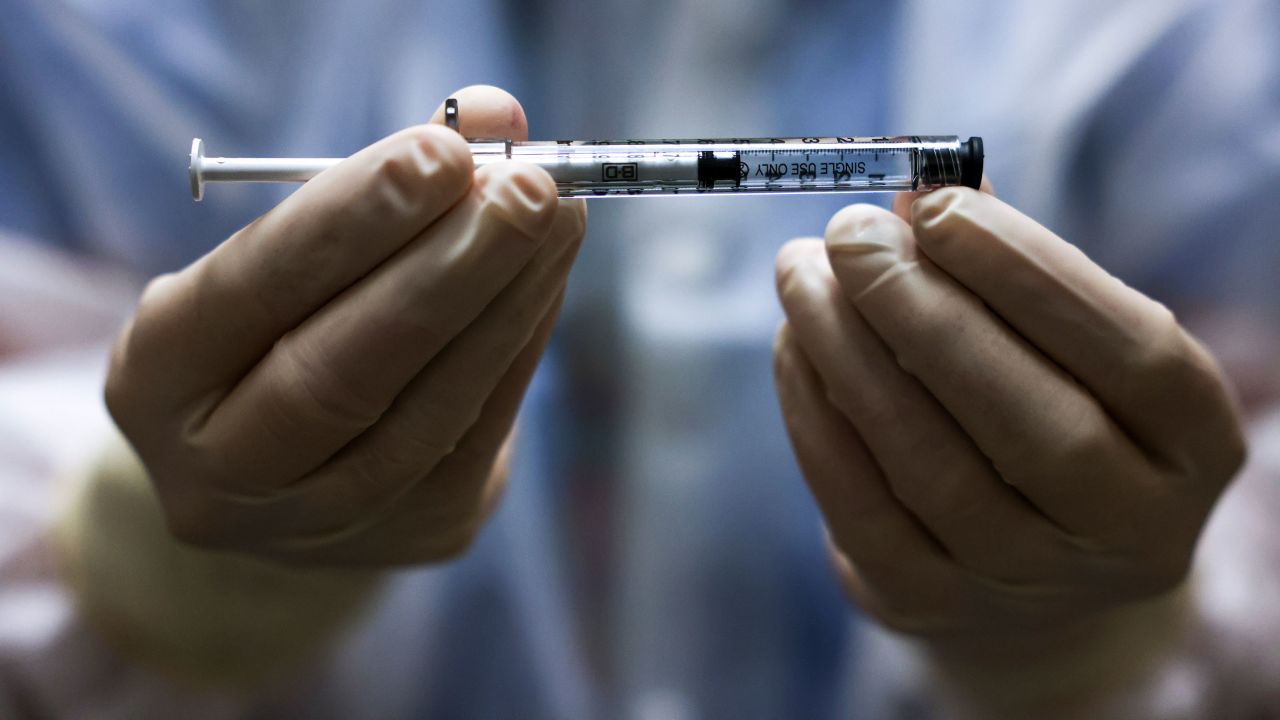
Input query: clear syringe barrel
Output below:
<box><xmin>187</xmin><ymin>136</ymin><xmax>983</xmax><ymax>200</ymax></box>
<box><xmin>471</xmin><ymin>136</ymin><xmax>983</xmax><ymax>197</ymax></box>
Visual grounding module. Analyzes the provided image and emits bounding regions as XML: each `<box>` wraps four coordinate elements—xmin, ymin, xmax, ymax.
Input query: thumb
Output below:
<box><xmin>430</xmin><ymin>84</ymin><xmax>530</xmax><ymax>142</ymax></box>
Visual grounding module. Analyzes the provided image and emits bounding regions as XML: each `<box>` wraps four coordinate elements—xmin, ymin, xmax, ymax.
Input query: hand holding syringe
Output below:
<box><xmin>190</xmin><ymin>98</ymin><xmax>982</xmax><ymax>200</ymax></box>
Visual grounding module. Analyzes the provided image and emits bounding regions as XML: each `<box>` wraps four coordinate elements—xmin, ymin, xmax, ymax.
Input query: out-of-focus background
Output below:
<box><xmin>0</xmin><ymin>1</ymin><xmax>1276</xmax><ymax>718</ymax></box>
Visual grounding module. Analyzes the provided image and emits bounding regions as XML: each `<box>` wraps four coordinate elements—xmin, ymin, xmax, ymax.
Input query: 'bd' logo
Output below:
<box><xmin>602</xmin><ymin>163</ymin><xmax>638</xmax><ymax>182</ymax></box>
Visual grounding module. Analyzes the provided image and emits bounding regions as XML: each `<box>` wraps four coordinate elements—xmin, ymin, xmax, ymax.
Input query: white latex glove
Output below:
<box><xmin>106</xmin><ymin>85</ymin><xmax>585</xmax><ymax>566</ymax></box>
<box><xmin>773</xmin><ymin>183</ymin><xmax>1246</xmax><ymax>715</ymax></box>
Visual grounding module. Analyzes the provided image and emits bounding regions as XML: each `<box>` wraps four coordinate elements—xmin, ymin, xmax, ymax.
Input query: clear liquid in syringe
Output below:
<box><xmin>497</xmin><ymin>137</ymin><xmax>960</xmax><ymax>196</ymax></box>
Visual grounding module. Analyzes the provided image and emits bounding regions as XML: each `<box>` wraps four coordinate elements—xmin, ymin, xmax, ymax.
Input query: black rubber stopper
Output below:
<box><xmin>960</xmin><ymin>136</ymin><xmax>984</xmax><ymax>189</ymax></box>
<box><xmin>697</xmin><ymin>151</ymin><xmax>742</xmax><ymax>188</ymax></box>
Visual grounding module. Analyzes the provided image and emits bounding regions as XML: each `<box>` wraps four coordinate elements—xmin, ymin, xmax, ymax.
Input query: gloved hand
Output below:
<box><xmin>105</xmin><ymin>85</ymin><xmax>585</xmax><ymax>566</ymax></box>
<box><xmin>773</xmin><ymin>185</ymin><xmax>1246</xmax><ymax>680</ymax></box>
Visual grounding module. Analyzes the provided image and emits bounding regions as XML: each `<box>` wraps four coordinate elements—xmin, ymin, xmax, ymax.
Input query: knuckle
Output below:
<box><xmin>775</xmin><ymin>238</ymin><xmax>823</xmax><ymax>277</ymax></box>
<box><xmin>124</xmin><ymin>273</ymin><xmax>180</xmax><ymax>351</ymax></box>
<box><xmin>887</xmin><ymin>467</ymin><xmax>985</xmax><ymax>525</ymax></box>
<box><xmin>363</xmin><ymin>430</ymin><xmax>456</xmax><ymax>483</ymax></box>
<box><xmin>375</xmin><ymin>125</ymin><xmax>472</xmax><ymax>207</ymax></box>
<box><xmin>1125</xmin><ymin>306</ymin><xmax>1196</xmax><ymax>382</ymax></box>
<box><xmin>775</xmin><ymin>244</ymin><xmax>832</xmax><ymax>310</ymax></box>
<box><xmin>137</xmin><ymin>272</ymin><xmax>181</xmax><ymax>310</ymax></box>
<box><xmin>1122</xmin><ymin>307</ymin><xmax>1239</xmax><ymax>421</ymax></box>
<box><xmin>911</xmin><ymin>185</ymin><xmax>962</xmax><ymax>228</ymax></box>
<box><xmin>319</xmin><ymin>449</ymin><xmax>398</xmax><ymax>520</ymax></box>
<box><xmin>475</xmin><ymin>161</ymin><xmax>559</xmax><ymax>235</ymax></box>
<box><xmin>1058</xmin><ymin>425</ymin><xmax>1110</xmax><ymax>468</ymax></box>
<box><xmin>909</xmin><ymin>187</ymin><xmax>969</xmax><ymax>241</ymax></box>
<box><xmin>403</xmin><ymin>123</ymin><xmax>473</xmax><ymax>175</ymax></box>
<box><xmin>771</xmin><ymin>323</ymin><xmax>797</xmax><ymax>374</ymax></box>
<box><xmin>105</xmin><ymin>273</ymin><xmax>185</xmax><ymax>425</ymax></box>
<box><xmin>407</xmin><ymin>387</ymin><xmax>478</xmax><ymax>437</ymax></box>
<box><xmin>1222</xmin><ymin>423</ymin><xmax>1249</xmax><ymax>480</ymax></box>
<box><xmin>1122</xmin><ymin>312</ymin><xmax>1247</xmax><ymax>481</ymax></box>
<box><xmin>103</xmin><ymin>328</ymin><xmax>137</xmax><ymax>425</ymax></box>
<box><xmin>268</xmin><ymin>334</ymin><xmax>385</xmax><ymax>435</ymax></box>
<box><xmin>881</xmin><ymin>475</ymin><xmax>926</xmax><ymax>515</ymax></box>
<box><xmin>773</xmin><ymin>252</ymin><xmax>793</xmax><ymax>294</ymax></box>
<box><xmin>1046</xmin><ymin>409</ymin><xmax>1116</xmax><ymax>470</ymax></box>
<box><xmin>824</xmin><ymin>203</ymin><xmax>892</xmax><ymax>243</ymax></box>
<box><xmin>495</xmin><ymin>161</ymin><xmax>557</xmax><ymax>203</ymax></box>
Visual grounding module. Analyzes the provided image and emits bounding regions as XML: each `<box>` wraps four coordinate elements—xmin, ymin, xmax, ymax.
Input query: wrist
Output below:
<box><xmin>55</xmin><ymin>432</ymin><xmax>386</xmax><ymax>687</ymax></box>
<box><xmin>921</xmin><ymin>584</ymin><xmax>1195</xmax><ymax>719</ymax></box>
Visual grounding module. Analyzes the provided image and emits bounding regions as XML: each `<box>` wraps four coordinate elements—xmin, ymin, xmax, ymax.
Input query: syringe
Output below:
<box><xmin>190</xmin><ymin>100</ymin><xmax>982</xmax><ymax>201</ymax></box>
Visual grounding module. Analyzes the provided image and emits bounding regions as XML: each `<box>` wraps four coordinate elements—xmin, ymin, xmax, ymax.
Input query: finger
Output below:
<box><xmin>773</xmin><ymin>324</ymin><xmax>979</xmax><ymax>634</ymax></box>
<box><xmin>909</xmin><ymin>188</ymin><xmax>1243</xmax><ymax>478</ymax></box>
<box><xmin>276</xmin><ymin>286</ymin><xmax>568</xmax><ymax>565</ymax></box>
<box><xmin>235</xmin><ymin>201</ymin><xmax>585</xmax><ymax>541</ymax></box>
<box><xmin>823</xmin><ymin>204</ymin><xmax>1154</xmax><ymax>539</ymax></box>
<box><xmin>127</xmin><ymin>126</ymin><xmax>474</xmax><ymax>408</ymax></box>
<box><xmin>123</xmin><ymin>87</ymin><xmax>531</xmax><ymax>411</ymax></box>
<box><xmin>198</xmin><ymin>160</ymin><xmax>561</xmax><ymax>491</ymax></box>
<box><xmin>776</xmin><ymin>239</ymin><xmax>1086</xmax><ymax>584</ymax></box>
<box><xmin>892</xmin><ymin>174</ymin><xmax>995</xmax><ymax>224</ymax></box>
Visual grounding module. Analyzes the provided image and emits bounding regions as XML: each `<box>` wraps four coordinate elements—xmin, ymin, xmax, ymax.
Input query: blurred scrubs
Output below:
<box><xmin>1</xmin><ymin>1</ymin><xmax>1277</xmax><ymax>718</ymax></box>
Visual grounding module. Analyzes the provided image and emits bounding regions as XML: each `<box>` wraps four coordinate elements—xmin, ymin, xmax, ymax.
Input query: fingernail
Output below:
<box><xmin>477</xmin><ymin>163</ymin><xmax>556</xmax><ymax>238</ymax></box>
